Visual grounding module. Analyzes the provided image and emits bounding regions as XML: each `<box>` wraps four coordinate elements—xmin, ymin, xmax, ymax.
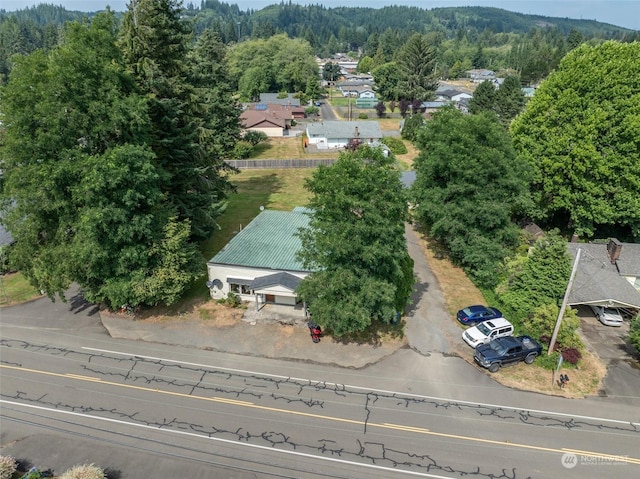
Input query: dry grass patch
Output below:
<box><xmin>130</xmin><ymin>298</ymin><xmax>244</xmax><ymax>327</ymax></box>
<box><xmin>488</xmin><ymin>350</ymin><xmax>606</xmax><ymax>398</ymax></box>
<box><xmin>378</xmin><ymin>118</ymin><xmax>402</xmax><ymax>130</ymax></box>
<box><xmin>396</xmin><ymin>140</ymin><xmax>419</xmax><ymax>168</ymax></box>
<box><xmin>413</xmin><ymin>227</ymin><xmax>485</xmax><ymax>318</ymax></box>
<box><xmin>252</xmin><ymin>136</ymin><xmax>339</xmax><ymax>159</ymax></box>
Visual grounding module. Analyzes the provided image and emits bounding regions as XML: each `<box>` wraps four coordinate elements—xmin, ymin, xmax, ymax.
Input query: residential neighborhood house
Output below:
<box><xmin>207</xmin><ymin>207</ymin><xmax>313</xmax><ymax>313</ymax></box>
<box><xmin>306</xmin><ymin>121</ymin><xmax>383</xmax><ymax>150</ymax></box>
<box><xmin>259</xmin><ymin>93</ymin><xmax>301</xmax><ymax>107</ymax></box>
<box><xmin>241</xmin><ymin>103</ymin><xmax>305</xmax><ymax>137</ymax></box>
<box><xmin>567</xmin><ymin>239</ymin><xmax>640</xmax><ymax>313</ymax></box>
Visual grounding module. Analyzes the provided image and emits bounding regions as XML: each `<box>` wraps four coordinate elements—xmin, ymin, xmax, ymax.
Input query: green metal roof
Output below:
<box><xmin>209</xmin><ymin>209</ymin><xmax>312</xmax><ymax>272</ymax></box>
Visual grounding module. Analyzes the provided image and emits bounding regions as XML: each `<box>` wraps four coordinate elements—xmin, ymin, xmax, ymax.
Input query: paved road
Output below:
<box><xmin>2</xmin><ymin>227</ymin><xmax>640</xmax><ymax>477</ymax></box>
<box><xmin>2</xmin><ymin>333</ymin><xmax>639</xmax><ymax>478</ymax></box>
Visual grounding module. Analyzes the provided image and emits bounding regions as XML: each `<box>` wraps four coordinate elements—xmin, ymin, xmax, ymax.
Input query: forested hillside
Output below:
<box><xmin>1</xmin><ymin>1</ymin><xmax>638</xmax><ymax>84</ymax></box>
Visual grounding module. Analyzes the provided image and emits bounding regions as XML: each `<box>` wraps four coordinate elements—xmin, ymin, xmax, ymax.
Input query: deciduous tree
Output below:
<box><xmin>412</xmin><ymin>107</ymin><xmax>531</xmax><ymax>287</ymax></box>
<box><xmin>510</xmin><ymin>40</ymin><xmax>640</xmax><ymax>239</ymax></box>
<box><xmin>296</xmin><ymin>146</ymin><xmax>414</xmax><ymax>336</ymax></box>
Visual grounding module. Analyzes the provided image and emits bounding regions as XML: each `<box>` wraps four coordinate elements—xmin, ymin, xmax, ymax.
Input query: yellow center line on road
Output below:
<box><xmin>3</xmin><ymin>364</ymin><xmax>639</xmax><ymax>465</ymax></box>
<box><xmin>65</xmin><ymin>374</ymin><xmax>102</xmax><ymax>382</ymax></box>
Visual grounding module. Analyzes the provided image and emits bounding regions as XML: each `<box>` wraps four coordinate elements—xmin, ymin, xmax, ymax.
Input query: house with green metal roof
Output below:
<box><xmin>206</xmin><ymin>207</ymin><xmax>313</xmax><ymax>311</ymax></box>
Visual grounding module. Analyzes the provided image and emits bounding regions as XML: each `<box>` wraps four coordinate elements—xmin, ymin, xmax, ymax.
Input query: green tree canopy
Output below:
<box><xmin>396</xmin><ymin>33</ymin><xmax>439</xmax><ymax>102</ymax></box>
<box><xmin>493</xmin><ymin>75</ymin><xmax>526</xmax><ymax>126</ymax></box>
<box><xmin>412</xmin><ymin>107</ymin><xmax>531</xmax><ymax>287</ymax></box>
<box><xmin>371</xmin><ymin>61</ymin><xmax>400</xmax><ymax>101</ymax></box>
<box><xmin>468</xmin><ymin>79</ymin><xmax>496</xmax><ymax>115</ymax></box>
<box><xmin>227</xmin><ymin>33</ymin><xmax>318</xmax><ymax>100</ymax></box>
<box><xmin>0</xmin><ymin>12</ymin><xmax>201</xmax><ymax>308</ymax></box>
<box><xmin>497</xmin><ymin>230</ymin><xmax>572</xmax><ymax>319</ymax></box>
<box><xmin>510</xmin><ymin>40</ymin><xmax>640</xmax><ymax>240</ymax></box>
<box><xmin>296</xmin><ymin>146</ymin><xmax>414</xmax><ymax>336</ymax></box>
<box><xmin>119</xmin><ymin>0</ymin><xmax>236</xmax><ymax>240</ymax></box>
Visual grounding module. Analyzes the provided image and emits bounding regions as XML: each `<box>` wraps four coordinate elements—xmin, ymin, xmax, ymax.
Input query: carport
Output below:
<box><xmin>567</xmin><ymin>241</ymin><xmax>640</xmax><ymax>315</ymax></box>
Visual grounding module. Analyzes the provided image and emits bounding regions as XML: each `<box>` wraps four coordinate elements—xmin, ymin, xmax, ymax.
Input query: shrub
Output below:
<box><xmin>60</xmin><ymin>464</ymin><xmax>106</xmax><ymax>479</ymax></box>
<box><xmin>630</xmin><ymin>313</ymin><xmax>640</xmax><ymax>353</ymax></box>
<box><xmin>560</xmin><ymin>347</ymin><xmax>582</xmax><ymax>365</ymax></box>
<box><xmin>0</xmin><ymin>455</ymin><xmax>17</xmax><ymax>479</ymax></box>
<box><xmin>305</xmin><ymin>106</ymin><xmax>319</xmax><ymax>116</ymax></box>
<box><xmin>381</xmin><ymin>137</ymin><xmax>407</xmax><ymax>155</ymax></box>
<box><xmin>232</xmin><ymin>140</ymin><xmax>254</xmax><ymax>159</ymax></box>
<box><xmin>18</xmin><ymin>468</ymin><xmax>52</xmax><ymax>479</ymax></box>
<box><xmin>535</xmin><ymin>350</ymin><xmax>562</xmax><ymax>370</ymax></box>
<box><xmin>358</xmin><ymin>113</ymin><xmax>368</xmax><ymax>119</ymax></box>
<box><xmin>243</xmin><ymin>130</ymin><xmax>267</xmax><ymax>146</ymax></box>
<box><xmin>217</xmin><ymin>292</ymin><xmax>241</xmax><ymax>307</ymax></box>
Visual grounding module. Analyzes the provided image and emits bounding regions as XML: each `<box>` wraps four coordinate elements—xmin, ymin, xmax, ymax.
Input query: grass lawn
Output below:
<box><xmin>0</xmin><ymin>272</ymin><xmax>42</xmax><ymax>306</ymax></box>
<box><xmin>200</xmin><ymin>168</ymin><xmax>313</xmax><ymax>260</ymax></box>
<box><xmin>251</xmin><ymin>136</ymin><xmax>340</xmax><ymax>159</ymax></box>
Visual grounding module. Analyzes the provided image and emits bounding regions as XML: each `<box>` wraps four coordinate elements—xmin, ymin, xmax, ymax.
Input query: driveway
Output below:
<box><xmin>575</xmin><ymin>304</ymin><xmax>639</xmax><ymax>402</ymax></box>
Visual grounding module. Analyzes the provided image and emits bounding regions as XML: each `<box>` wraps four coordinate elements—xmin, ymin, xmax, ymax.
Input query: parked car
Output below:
<box><xmin>456</xmin><ymin>305</ymin><xmax>503</xmax><ymax>325</ymax></box>
<box><xmin>474</xmin><ymin>335</ymin><xmax>543</xmax><ymax>373</ymax></box>
<box><xmin>589</xmin><ymin>305</ymin><xmax>624</xmax><ymax>327</ymax></box>
<box><xmin>462</xmin><ymin>317</ymin><xmax>514</xmax><ymax>348</ymax></box>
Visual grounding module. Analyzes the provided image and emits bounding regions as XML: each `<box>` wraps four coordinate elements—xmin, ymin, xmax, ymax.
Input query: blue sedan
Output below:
<box><xmin>456</xmin><ymin>305</ymin><xmax>503</xmax><ymax>325</ymax></box>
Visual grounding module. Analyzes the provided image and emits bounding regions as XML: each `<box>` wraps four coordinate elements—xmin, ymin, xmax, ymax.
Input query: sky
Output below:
<box><xmin>1</xmin><ymin>1</ymin><xmax>639</xmax><ymax>30</ymax></box>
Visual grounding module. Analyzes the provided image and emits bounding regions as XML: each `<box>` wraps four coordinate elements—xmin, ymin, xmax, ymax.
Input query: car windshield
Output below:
<box><xmin>489</xmin><ymin>341</ymin><xmax>508</xmax><ymax>355</ymax></box>
<box><xmin>476</xmin><ymin>323</ymin><xmax>491</xmax><ymax>335</ymax></box>
<box><xmin>462</xmin><ymin>308</ymin><xmax>474</xmax><ymax>315</ymax></box>
<box><xmin>603</xmin><ymin>308</ymin><xmax>622</xmax><ymax>319</ymax></box>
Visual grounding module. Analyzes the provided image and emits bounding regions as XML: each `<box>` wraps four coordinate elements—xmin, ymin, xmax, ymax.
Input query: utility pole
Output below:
<box><xmin>548</xmin><ymin>248</ymin><xmax>581</xmax><ymax>355</ymax></box>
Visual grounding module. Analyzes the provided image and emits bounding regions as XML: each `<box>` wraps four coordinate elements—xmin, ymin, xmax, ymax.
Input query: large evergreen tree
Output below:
<box><xmin>0</xmin><ymin>13</ymin><xmax>201</xmax><ymax>308</ymax></box>
<box><xmin>396</xmin><ymin>33</ymin><xmax>439</xmax><ymax>103</ymax></box>
<box><xmin>467</xmin><ymin>79</ymin><xmax>496</xmax><ymax>115</ymax></box>
<box><xmin>296</xmin><ymin>146</ymin><xmax>414</xmax><ymax>337</ymax></box>
<box><xmin>511</xmin><ymin>40</ymin><xmax>640</xmax><ymax>240</ymax></box>
<box><xmin>412</xmin><ymin>107</ymin><xmax>531</xmax><ymax>287</ymax></box>
<box><xmin>119</xmin><ymin>0</ymin><xmax>235</xmax><ymax>239</ymax></box>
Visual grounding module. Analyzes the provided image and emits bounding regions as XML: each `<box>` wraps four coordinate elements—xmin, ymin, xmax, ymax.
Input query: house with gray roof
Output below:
<box><xmin>306</xmin><ymin>121</ymin><xmax>382</xmax><ymax>150</ymax></box>
<box><xmin>567</xmin><ymin>239</ymin><xmax>640</xmax><ymax>311</ymax></box>
<box><xmin>258</xmin><ymin>93</ymin><xmax>301</xmax><ymax>107</ymax></box>
<box><xmin>207</xmin><ymin>208</ymin><xmax>313</xmax><ymax>311</ymax></box>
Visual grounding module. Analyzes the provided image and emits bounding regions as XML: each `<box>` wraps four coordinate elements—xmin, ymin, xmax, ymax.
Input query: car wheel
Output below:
<box><xmin>524</xmin><ymin>353</ymin><xmax>537</xmax><ymax>364</ymax></box>
<box><xmin>488</xmin><ymin>362</ymin><xmax>500</xmax><ymax>373</ymax></box>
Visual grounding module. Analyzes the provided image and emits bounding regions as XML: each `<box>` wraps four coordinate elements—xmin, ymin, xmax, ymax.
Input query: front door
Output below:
<box><xmin>265</xmin><ymin>294</ymin><xmax>276</xmax><ymax>303</ymax></box>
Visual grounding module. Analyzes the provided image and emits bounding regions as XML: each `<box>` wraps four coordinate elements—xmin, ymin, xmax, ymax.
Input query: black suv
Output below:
<box><xmin>474</xmin><ymin>335</ymin><xmax>543</xmax><ymax>373</ymax></box>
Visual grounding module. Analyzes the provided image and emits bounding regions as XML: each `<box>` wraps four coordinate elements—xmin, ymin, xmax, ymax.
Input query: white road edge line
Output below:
<box><xmin>82</xmin><ymin>347</ymin><xmax>640</xmax><ymax>427</ymax></box>
<box><xmin>0</xmin><ymin>399</ymin><xmax>455</xmax><ymax>479</ymax></box>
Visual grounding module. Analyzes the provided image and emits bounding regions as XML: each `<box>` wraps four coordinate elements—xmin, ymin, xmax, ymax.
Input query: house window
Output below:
<box><xmin>229</xmin><ymin>283</ymin><xmax>251</xmax><ymax>294</ymax></box>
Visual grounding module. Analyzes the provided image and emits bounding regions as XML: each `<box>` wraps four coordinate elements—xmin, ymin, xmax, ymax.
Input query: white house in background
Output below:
<box><xmin>306</xmin><ymin>121</ymin><xmax>383</xmax><ymax>150</ymax></box>
<box><xmin>358</xmin><ymin>89</ymin><xmax>376</xmax><ymax>99</ymax></box>
<box><xmin>207</xmin><ymin>208</ymin><xmax>313</xmax><ymax>313</ymax></box>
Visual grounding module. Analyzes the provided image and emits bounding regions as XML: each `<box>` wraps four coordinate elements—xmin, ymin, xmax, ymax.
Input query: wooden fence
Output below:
<box><xmin>226</xmin><ymin>158</ymin><xmax>338</xmax><ymax>169</ymax></box>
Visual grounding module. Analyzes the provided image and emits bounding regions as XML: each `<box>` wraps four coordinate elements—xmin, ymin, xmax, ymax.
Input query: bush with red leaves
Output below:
<box><xmin>560</xmin><ymin>347</ymin><xmax>582</xmax><ymax>364</ymax></box>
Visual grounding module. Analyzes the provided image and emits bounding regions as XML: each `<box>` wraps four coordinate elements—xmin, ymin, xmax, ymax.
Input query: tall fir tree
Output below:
<box><xmin>0</xmin><ymin>12</ymin><xmax>202</xmax><ymax>308</ymax></box>
<box><xmin>119</xmin><ymin>0</ymin><xmax>235</xmax><ymax>239</ymax></box>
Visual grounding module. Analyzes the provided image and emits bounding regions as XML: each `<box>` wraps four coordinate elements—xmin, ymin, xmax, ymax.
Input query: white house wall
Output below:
<box><xmin>207</xmin><ymin>263</ymin><xmax>309</xmax><ymax>300</ymax></box>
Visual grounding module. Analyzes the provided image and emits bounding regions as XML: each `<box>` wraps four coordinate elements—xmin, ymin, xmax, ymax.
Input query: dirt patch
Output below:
<box><xmin>119</xmin><ymin>299</ymin><xmax>245</xmax><ymax>328</ymax></box>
